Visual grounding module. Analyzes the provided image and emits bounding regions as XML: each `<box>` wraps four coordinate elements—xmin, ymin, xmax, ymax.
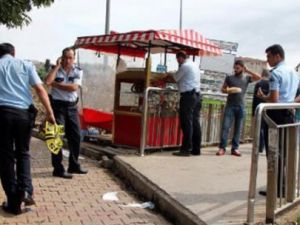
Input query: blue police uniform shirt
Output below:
<box><xmin>269</xmin><ymin>61</ymin><xmax>300</xmax><ymax>103</ymax></box>
<box><xmin>0</xmin><ymin>54</ymin><xmax>42</xmax><ymax>109</ymax></box>
<box><xmin>173</xmin><ymin>59</ymin><xmax>201</xmax><ymax>93</ymax></box>
<box><xmin>50</xmin><ymin>65</ymin><xmax>83</xmax><ymax>102</ymax></box>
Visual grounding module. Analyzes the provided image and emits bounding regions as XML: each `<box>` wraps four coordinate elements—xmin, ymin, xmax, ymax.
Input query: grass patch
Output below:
<box><xmin>202</xmin><ymin>98</ymin><xmax>224</xmax><ymax>105</ymax></box>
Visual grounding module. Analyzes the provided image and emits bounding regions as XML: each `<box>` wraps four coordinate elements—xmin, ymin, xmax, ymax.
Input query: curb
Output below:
<box><xmin>113</xmin><ymin>156</ymin><xmax>206</xmax><ymax>225</ymax></box>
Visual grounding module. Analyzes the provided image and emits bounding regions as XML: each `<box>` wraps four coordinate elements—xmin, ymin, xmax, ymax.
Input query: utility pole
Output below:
<box><xmin>179</xmin><ymin>0</ymin><xmax>182</xmax><ymax>30</ymax></box>
<box><xmin>105</xmin><ymin>0</ymin><xmax>110</xmax><ymax>34</ymax></box>
<box><xmin>104</xmin><ymin>0</ymin><xmax>110</xmax><ymax>66</ymax></box>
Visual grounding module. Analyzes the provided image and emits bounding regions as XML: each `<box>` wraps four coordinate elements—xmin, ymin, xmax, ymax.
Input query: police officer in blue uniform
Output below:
<box><xmin>0</xmin><ymin>43</ymin><xmax>55</xmax><ymax>214</ymax></box>
<box><xmin>258</xmin><ymin>44</ymin><xmax>300</xmax><ymax>197</ymax></box>
<box><xmin>45</xmin><ymin>47</ymin><xmax>88</xmax><ymax>179</ymax></box>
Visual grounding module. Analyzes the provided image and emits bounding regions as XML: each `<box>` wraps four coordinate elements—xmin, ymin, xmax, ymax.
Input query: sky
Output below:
<box><xmin>1</xmin><ymin>0</ymin><xmax>300</xmax><ymax>67</ymax></box>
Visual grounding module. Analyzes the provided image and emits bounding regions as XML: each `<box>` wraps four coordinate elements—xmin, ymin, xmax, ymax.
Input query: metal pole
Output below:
<box><xmin>104</xmin><ymin>0</ymin><xmax>110</xmax><ymax>66</ymax></box>
<box><xmin>105</xmin><ymin>0</ymin><xmax>110</xmax><ymax>34</ymax></box>
<box><xmin>265</xmin><ymin>127</ymin><xmax>278</xmax><ymax>224</ymax></box>
<box><xmin>179</xmin><ymin>0</ymin><xmax>182</xmax><ymax>30</ymax></box>
<box><xmin>140</xmin><ymin>87</ymin><xmax>161</xmax><ymax>156</ymax></box>
<box><xmin>245</xmin><ymin>104</ymin><xmax>263</xmax><ymax>225</ymax></box>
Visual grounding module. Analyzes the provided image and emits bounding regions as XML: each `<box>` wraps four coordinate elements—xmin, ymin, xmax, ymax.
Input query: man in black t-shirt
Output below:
<box><xmin>216</xmin><ymin>60</ymin><xmax>261</xmax><ymax>157</ymax></box>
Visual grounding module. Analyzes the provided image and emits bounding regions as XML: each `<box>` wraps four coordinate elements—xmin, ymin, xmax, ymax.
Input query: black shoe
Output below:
<box><xmin>172</xmin><ymin>151</ymin><xmax>190</xmax><ymax>157</ymax></box>
<box><xmin>53</xmin><ymin>171</ymin><xmax>73</xmax><ymax>179</ymax></box>
<box><xmin>259</xmin><ymin>190</ymin><xmax>286</xmax><ymax>198</ymax></box>
<box><xmin>67</xmin><ymin>167</ymin><xmax>88</xmax><ymax>174</ymax></box>
<box><xmin>20</xmin><ymin>191</ymin><xmax>36</xmax><ymax>206</ymax></box>
<box><xmin>191</xmin><ymin>151</ymin><xmax>201</xmax><ymax>156</ymax></box>
<box><xmin>259</xmin><ymin>191</ymin><xmax>267</xmax><ymax>196</ymax></box>
<box><xmin>2</xmin><ymin>202</ymin><xmax>21</xmax><ymax>215</ymax></box>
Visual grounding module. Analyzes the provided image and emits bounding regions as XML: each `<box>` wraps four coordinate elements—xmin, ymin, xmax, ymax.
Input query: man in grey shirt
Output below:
<box><xmin>171</xmin><ymin>51</ymin><xmax>202</xmax><ymax>156</ymax></box>
<box><xmin>216</xmin><ymin>60</ymin><xmax>261</xmax><ymax>157</ymax></box>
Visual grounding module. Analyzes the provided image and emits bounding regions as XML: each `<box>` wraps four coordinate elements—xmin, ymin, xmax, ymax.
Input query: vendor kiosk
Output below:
<box><xmin>74</xmin><ymin>29</ymin><xmax>221</xmax><ymax>155</ymax></box>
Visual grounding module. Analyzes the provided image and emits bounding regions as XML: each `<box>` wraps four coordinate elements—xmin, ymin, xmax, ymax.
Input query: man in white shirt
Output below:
<box><xmin>172</xmin><ymin>51</ymin><xmax>202</xmax><ymax>156</ymax></box>
<box><xmin>45</xmin><ymin>47</ymin><xmax>88</xmax><ymax>179</ymax></box>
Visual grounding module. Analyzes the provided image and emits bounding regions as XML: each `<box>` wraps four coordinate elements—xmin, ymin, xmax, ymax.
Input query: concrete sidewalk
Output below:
<box><xmin>0</xmin><ymin>138</ymin><xmax>171</xmax><ymax>225</ymax></box>
<box><xmin>118</xmin><ymin>144</ymin><xmax>268</xmax><ymax>225</ymax></box>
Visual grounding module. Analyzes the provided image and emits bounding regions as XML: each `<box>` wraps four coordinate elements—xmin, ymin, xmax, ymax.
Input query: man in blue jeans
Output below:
<box><xmin>216</xmin><ymin>60</ymin><xmax>261</xmax><ymax>157</ymax></box>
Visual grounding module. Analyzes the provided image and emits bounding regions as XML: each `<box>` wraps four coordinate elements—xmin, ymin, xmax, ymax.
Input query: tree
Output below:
<box><xmin>0</xmin><ymin>0</ymin><xmax>55</xmax><ymax>28</ymax></box>
<box><xmin>37</xmin><ymin>59</ymin><xmax>53</xmax><ymax>79</ymax></box>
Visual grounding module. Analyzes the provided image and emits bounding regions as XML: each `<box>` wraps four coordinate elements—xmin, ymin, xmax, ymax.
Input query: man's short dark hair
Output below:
<box><xmin>176</xmin><ymin>51</ymin><xmax>187</xmax><ymax>59</ymax></box>
<box><xmin>234</xmin><ymin>59</ymin><xmax>244</xmax><ymax>67</ymax></box>
<box><xmin>62</xmin><ymin>47</ymin><xmax>75</xmax><ymax>57</ymax></box>
<box><xmin>265</xmin><ymin>44</ymin><xmax>285</xmax><ymax>59</ymax></box>
<box><xmin>0</xmin><ymin>43</ymin><xmax>15</xmax><ymax>57</ymax></box>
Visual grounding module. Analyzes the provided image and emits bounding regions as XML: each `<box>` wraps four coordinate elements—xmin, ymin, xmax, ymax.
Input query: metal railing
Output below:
<box><xmin>140</xmin><ymin>88</ymin><xmax>253</xmax><ymax>156</ymax></box>
<box><xmin>246</xmin><ymin>103</ymin><xmax>300</xmax><ymax>225</ymax></box>
<box><xmin>140</xmin><ymin>87</ymin><xmax>180</xmax><ymax>156</ymax></box>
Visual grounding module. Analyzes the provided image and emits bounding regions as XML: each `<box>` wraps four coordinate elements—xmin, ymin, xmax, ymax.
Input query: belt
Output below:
<box><xmin>180</xmin><ymin>89</ymin><xmax>200</xmax><ymax>96</ymax></box>
<box><xmin>0</xmin><ymin>105</ymin><xmax>29</xmax><ymax>112</ymax></box>
<box><xmin>0</xmin><ymin>106</ymin><xmax>30</xmax><ymax>118</ymax></box>
<box><xmin>52</xmin><ymin>99</ymin><xmax>78</xmax><ymax>107</ymax></box>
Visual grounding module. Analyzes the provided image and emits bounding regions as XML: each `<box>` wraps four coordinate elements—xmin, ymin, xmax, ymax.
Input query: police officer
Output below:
<box><xmin>258</xmin><ymin>44</ymin><xmax>300</xmax><ymax>196</ymax></box>
<box><xmin>171</xmin><ymin>51</ymin><xmax>202</xmax><ymax>156</ymax></box>
<box><xmin>45</xmin><ymin>47</ymin><xmax>88</xmax><ymax>179</ymax></box>
<box><xmin>0</xmin><ymin>43</ymin><xmax>55</xmax><ymax>214</ymax></box>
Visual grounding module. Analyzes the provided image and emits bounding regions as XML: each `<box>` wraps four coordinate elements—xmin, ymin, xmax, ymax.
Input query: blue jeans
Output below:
<box><xmin>219</xmin><ymin>105</ymin><xmax>245</xmax><ymax>151</ymax></box>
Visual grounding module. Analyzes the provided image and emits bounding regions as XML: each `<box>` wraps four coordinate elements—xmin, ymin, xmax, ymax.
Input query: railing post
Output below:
<box><xmin>286</xmin><ymin>126</ymin><xmax>297</xmax><ymax>202</ymax></box>
<box><xmin>245</xmin><ymin>105</ymin><xmax>263</xmax><ymax>225</ymax></box>
<box><xmin>140</xmin><ymin>88</ymin><xmax>152</xmax><ymax>156</ymax></box>
<box><xmin>219</xmin><ymin>104</ymin><xmax>225</xmax><ymax>145</ymax></box>
<box><xmin>206</xmin><ymin>104</ymin><xmax>213</xmax><ymax>143</ymax></box>
<box><xmin>266</xmin><ymin>128</ymin><xmax>279</xmax><ymax>224</ymax></box>
<box><xmin>241</xmin><ymin>109</ymin><xmax>247</xmax><ymax>142</ymax></box>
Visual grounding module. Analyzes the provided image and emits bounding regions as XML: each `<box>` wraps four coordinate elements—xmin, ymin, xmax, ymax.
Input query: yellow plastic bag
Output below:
<box><xmin>41</xmin><ymin>122</ymin><xmax>65</xmax><ymax>155</ymax></box>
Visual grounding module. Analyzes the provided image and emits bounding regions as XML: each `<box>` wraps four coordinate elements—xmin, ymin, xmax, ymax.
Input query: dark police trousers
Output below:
<box><xmin>0</xmin><ymin>106</ymin><xmax>34</xmax><ymax>204</ymax></box>
<box><xmin>179</xmin><ymin>90</ymin><xmax>202</xmax><ymax>153</ymax></box>
<box><xmin>51</xmin><ymin>101</ymin><xmax>81</xmax><ymax>173</ymax></box>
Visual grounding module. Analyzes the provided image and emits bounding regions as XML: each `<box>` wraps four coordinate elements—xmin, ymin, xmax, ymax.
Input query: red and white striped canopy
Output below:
<box><xmin>74</xmin><ymin>29</ymin><xmax>221</xmax><ymax>58</ymax></box>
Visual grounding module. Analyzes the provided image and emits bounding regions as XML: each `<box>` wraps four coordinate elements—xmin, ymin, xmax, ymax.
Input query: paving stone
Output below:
<box><xmin>0</xmin><ymin>138</ymin><xmax>171</xmax><ymax>225</ymax></box>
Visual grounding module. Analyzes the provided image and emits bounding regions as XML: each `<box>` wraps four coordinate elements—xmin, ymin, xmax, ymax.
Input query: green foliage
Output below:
<box><xmin>0</xmin><ymin>0</ymin><xmax>55</xmax><ymax>28</ymax></box>
<box><xmin>37</xmin><ymin>67</ymin><xmax>47</xmax><ymax>79</ymax></box>
<box><xmin>202</xmin><ymin>98</ymin><xmax>223</xmax><ymax>105</ymax></box>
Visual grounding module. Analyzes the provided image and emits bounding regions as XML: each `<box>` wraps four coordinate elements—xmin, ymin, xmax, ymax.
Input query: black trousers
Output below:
<box><xmin>179</xmin><ymin>92</ymin><xmax>202</xmax><ymax>153</ymax></box>
<box><xmin>0</xmin><ymin>107</ymin><xmax>34</xmax><ymax>204</ymax></box>
<box><xmin>266</xmin><ymin>109</ymin><xmax>295</xmax><ymax>194</ymax></box>
<box><xmin>51</xmin><ymin>102</ymin><xmax>81</xmax><ymax>173</ymax></box>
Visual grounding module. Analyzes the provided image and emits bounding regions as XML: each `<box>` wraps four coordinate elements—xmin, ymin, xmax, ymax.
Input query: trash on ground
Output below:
<box><xmin>121</xmin><ymin>201</ymin><xmax>155</xmax><ymax>209</ymax></box>
<box><xmin>102</xmin><ymin>192</ymin><xmax>119</xmax><ymax>201</ymax></box>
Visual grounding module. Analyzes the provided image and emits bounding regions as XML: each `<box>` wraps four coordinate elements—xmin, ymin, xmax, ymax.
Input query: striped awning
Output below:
<box><xmin>74</xmin><ymin>29</ymin><xmax>222</xmax><ymax>57</ymax></box>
